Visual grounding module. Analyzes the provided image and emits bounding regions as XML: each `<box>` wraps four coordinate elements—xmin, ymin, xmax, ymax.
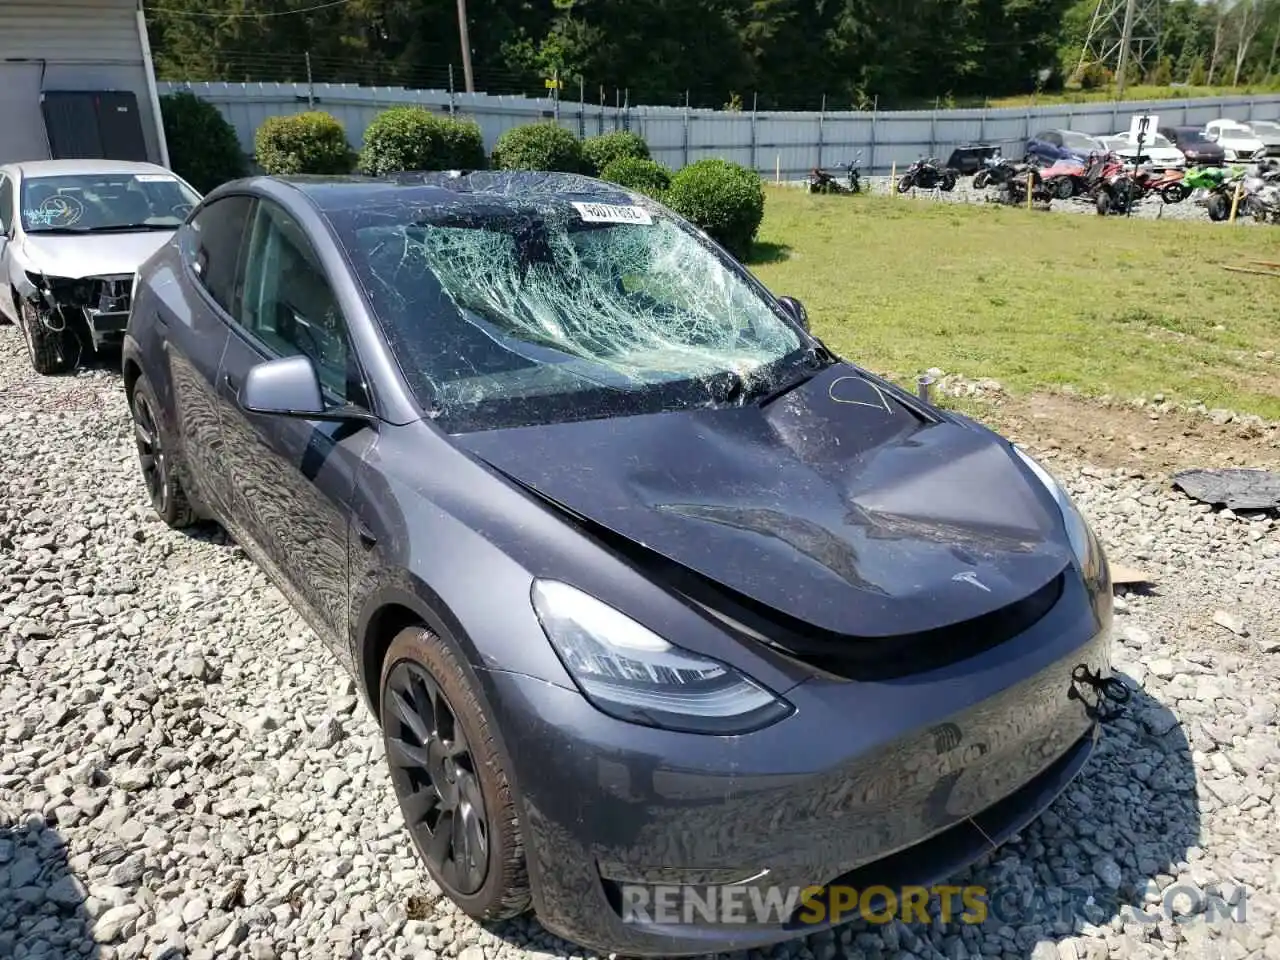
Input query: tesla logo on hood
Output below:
<box><xmin>951</xmin><ymin>570</ymin><xmax>991</xmax><ymax>592</ymax></box>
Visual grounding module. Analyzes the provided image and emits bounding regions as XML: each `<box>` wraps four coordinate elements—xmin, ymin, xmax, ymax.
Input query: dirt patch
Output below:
<box><xmin>963</xmin><ymin>391</ymin><xmax>1280</xmax><ymax>475</ymax></box>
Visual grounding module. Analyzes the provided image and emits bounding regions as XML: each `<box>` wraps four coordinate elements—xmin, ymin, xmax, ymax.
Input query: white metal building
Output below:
<box><xmin>0</xmin><ymin>0</ymin><xmax>168</xmax><ymax>166</ymax></box>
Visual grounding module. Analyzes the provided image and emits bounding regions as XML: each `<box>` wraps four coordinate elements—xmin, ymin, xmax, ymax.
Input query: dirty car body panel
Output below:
<box><xmin>124</xmin><ymin>170</ymin><xmax>1115</xmax><ymax>957</ymax></box>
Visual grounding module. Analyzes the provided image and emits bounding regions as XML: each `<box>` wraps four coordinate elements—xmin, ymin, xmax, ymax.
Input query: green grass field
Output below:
<box><xmin>747</xmin><ymin>187</ymin><xmax>1280</xmax><ymax>418</ymax></box>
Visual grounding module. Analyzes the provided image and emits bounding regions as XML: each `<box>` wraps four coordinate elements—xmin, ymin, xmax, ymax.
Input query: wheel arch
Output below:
<box><xmin>356</xmin><ymin>581</ymin><xmax>486</xmax><ymax>723</ymax></box>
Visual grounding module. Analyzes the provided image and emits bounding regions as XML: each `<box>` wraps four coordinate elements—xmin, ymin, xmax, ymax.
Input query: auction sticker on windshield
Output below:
<box><xmin>571</xmin><ymin>202</ymin><xmax>653</xmax><ymax>225</ymax></box>
<box><xmin>134</xmin><ymin>174</ymin><xmax>178</xmax><ymax>183</ymax></box>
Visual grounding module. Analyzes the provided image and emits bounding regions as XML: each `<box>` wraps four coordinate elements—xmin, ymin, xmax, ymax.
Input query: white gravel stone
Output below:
<box><xmin>1</xmin><ymin>322</ymin><xmax>1278</xmax><ymax>960</ymax></box>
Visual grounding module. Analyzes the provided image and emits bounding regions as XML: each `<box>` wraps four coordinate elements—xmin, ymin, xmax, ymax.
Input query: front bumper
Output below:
<box><xmin>482</xmin><ymin>573</ymin><xmax>1111</xmax><ymax>956</ymax></box>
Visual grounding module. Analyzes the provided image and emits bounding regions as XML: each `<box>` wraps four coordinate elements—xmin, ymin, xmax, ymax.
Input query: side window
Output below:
<box><xmin>237</xmin><ymin>200</ymin><xmax>354</xmax><ymax>402</ymax></box>
<box><xmin>184</xmin><ymin>196</ymin><xmax>254</xmax><ymax>312</ymax></box>
<box><xmin>0</xmin><ymin>177</ymin><xmax>13</xmax><ymax>234</ymax></box>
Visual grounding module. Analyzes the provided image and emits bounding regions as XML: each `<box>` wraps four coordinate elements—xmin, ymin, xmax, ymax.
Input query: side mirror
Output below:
<box><xmin>239</xmin><ymin>355</ymin><xmax>374</xmax><ymax>424</ymax></box>
<box><xmin>777</xmin><ymin>295</ymin><xmax>808</xmax><ymax>331</ymax></box>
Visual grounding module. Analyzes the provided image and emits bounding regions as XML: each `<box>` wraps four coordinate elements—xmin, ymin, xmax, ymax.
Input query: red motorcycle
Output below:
<box><xmin>1039</xmin><ymin>157</ymin><xmax>1088</xmax><ymax>199</ymax></box>
<box><xmin>1044</xmin><ymin>152</ymin><xmax>1132</xmax><ymax>203</ymax></box>
<box><xmin>1130</xmin><ymin>167</ymin><xmax>1190</xmax><ymax>204</ymax></box>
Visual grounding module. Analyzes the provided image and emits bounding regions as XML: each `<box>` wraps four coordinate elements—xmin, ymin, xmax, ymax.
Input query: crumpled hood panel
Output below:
<box><xmin>20</xmin><ymin>232</ymin><xmax>173</xmax><ymax>279</ymax></box>
<box><xmin>454</xmin><ymin>365</ymin><xmax>1072</xmax><ymax>637</ymax></box>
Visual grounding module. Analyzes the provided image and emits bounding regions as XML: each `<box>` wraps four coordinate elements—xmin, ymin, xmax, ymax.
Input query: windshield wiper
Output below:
<box><xmin>25</xmin><ymin>226</ymin><xmax>90</xmax><ymax>234</ymax></box>
<box><xmin>722</xmin><ymin>344</ymin><xmax>836</xmax><ymax>408</ymax></box>
<box><xmin>84</xmin><ymin>223</ymin><xmax>177</xmax><ymax>232</ymax></box>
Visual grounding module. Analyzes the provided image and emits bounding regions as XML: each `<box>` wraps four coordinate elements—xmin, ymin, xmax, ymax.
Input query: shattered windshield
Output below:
<box><xmin>332</xmin><ymin>198</ymin><xmax>809</xmax><ymax>432</ymax></box>
<box><xmin>20</xmin><ymin>173</ymin><xmax>200</xmax><ymax>233</ymax></box>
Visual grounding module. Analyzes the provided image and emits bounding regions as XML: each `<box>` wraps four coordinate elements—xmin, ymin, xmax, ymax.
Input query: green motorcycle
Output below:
<box><xmin>1185</xmin><ymin>165</ymin><xmax>1247</xmax><ymax>221</ymax></box>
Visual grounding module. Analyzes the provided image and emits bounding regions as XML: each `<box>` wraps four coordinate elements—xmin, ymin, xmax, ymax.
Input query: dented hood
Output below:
<box><xmin>454</xmin><ymin>365</ymin><xmax>1074</xmax><ymax>637</ymax></box>
<box><xmin>19</xmin><ymin>231</ymin><xmax>174</xmax><ymax>280</ymax></box>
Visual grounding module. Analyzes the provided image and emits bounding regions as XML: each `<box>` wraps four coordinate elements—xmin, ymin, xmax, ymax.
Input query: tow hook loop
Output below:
<box><xmin>1068</xmin><ymin>664</ymin><xmax>1131</xmax><ymax>723</ymax></box>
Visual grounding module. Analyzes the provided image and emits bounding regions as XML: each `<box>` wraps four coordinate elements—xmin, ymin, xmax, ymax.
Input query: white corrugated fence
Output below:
<box><xmin>157</xmin><ymin>80</ymin><xmax>1280</xmax><ymax>178</ymax></box>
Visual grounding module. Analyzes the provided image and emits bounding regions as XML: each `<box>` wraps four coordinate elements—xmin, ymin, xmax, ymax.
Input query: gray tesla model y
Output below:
<box><xmin>122</xmin><ymin>170</ymin><xmax>1116</xmax><ymax>956</ymax></box>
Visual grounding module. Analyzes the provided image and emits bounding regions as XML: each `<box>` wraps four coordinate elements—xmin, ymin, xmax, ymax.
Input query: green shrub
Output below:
<box><xmin>599</xmin><ymin>157</ymin><xmax>670</xmax><ymax>199</ymax></box>
<box><xmin>357</xmin><ymin>106</ymin><xmax>486</xmax><ymax>175</ymax></box>
<box><xmin>158</xmin><ymin>90</ymin><xmax>247</xmax><ymax>194</ymax></box>
<box><xmin>491</xmin><ymin>122</ymin><xmax>583</xmax><ymax>172</ymax></box>
<box><xmin>253</xmin><ymin>111</ymin><xmax>353</xmax><ymax>176</ymax></box>
<box><xmin>581</xmin><ymin>130</ymin><xmax>650</xmax><ymax>176</ymax></box>
<box><xmin>663</xmin><ymin>158</ymin><xmax>765</xmax><ymax>261</ymax></box>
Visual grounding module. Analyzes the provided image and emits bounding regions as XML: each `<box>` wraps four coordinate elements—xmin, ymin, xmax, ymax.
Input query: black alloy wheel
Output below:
<box><xmin>132</xmin><ymin>388</ymin><xmax>169</xmax><ymax>515</ymax></box>
<box><xmin>383</xmin><ymin>658</ymin><xmax>490</xmax><ymax>896</ymax></box>
<box><xmin>128</xmin><ymin>372</ymin><xmax>196</xmax><ymax>528</ymax></box>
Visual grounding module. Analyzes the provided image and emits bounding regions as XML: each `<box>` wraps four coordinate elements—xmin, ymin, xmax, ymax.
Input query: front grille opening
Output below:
<box><xmin>675</xmin><ymin>568</ymin><xmax>1066</xmax><ymax>682</ymax></box>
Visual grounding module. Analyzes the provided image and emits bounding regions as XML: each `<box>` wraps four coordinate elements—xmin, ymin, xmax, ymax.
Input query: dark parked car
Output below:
<box><xmin>122</xmin><ymin>171</ymin><xmax>1116</xmax><ymax>957</ymax></box>
<box><xmin>1159</xmin><ymin>126</ymin><xmax>1226</xmax><ymax>166</ymax></box>
<box><xmin>1025</xmin><ymin>128</ymin><xmax>1106</xmax><ymax>165</ymax></box>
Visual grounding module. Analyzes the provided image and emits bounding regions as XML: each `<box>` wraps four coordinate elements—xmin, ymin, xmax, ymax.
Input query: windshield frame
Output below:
<box><xmin>19</xmin><ymin>171</ymin><xmax>201</xmax><ymax>234</ymax></box>
<box><xmin>323</xmin><ymin>194</ymin><xmax>821</xmax><ymax>433</ymax></box>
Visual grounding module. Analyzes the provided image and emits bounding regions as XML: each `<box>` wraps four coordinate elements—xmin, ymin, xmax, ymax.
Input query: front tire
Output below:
<box><xmin>897</xmin><ymin>174</ymin><xmax>914</xmax><ymax>193</ymax></box>
<box><xmin>19</xmin><ymin>300</ymin><xmax>76</xmax><ymax>375</ymax></box>
<box><xmin>973</xmin><ymin>170</ymin><xmax>990</xmax><ymax>190</ymax></box>
<box><xmin>941</xmin><ymin>171</ymin><xmax>958</xmax><ymax>192</ymax></box>
<box><xmin>380</xmin><ymin>626</ymin><xmax>531</xmax><ymax>922</ymax></box>
<box><xmin>128</xmin><ymin>370</ymin><xmax>197</xmax><ymax>528</ymax></box>
<box><xmin>1207</xmin><ymin>192</ymin><xmax>1230</xmax><ymax>221</ymax></box>
<box><xmin>1095</xmin><ymin>191</ymin><xmax>1111</xmax><ymax>216</ymax></box>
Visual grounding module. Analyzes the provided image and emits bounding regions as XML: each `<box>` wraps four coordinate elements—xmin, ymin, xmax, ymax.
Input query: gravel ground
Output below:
<box><xmin>1</xmin><ymin>325</ymin><xmax>1279</xmax><ymax>960</ymax></box>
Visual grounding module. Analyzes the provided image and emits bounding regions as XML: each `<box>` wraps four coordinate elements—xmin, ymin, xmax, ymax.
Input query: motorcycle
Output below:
<box><xmin>1204</xmin><ymin>169</ymin><xmax>1251</xmax><ymax>221</ymax></box>
<box><xmin>1038</xmin><ymin>157</ymin><xmax>1088</xmax><ymax>199</ymax></box>
<box><xmin>972</xmin><ymin>153</ymin><xmax>1025</xmax><ymax>189</ymax></box>
<box><xmin>808</xmin><ymin>152</ymin><xmax>864</xmax><ymax>194</ymax></box>
<box><xmin>1131</xmin><ymin>166</ymin><xmax>1190</xmax><ymax>204</ymax></box>
<box><xmin>994</xmin><ymin>165</ymin><xmax>1054</xmax><ymax>207</ymax></box>
<box><xmin>897</xmin><ymin>156</ymin><xmax>959</xmax><ymax>193</ymax></box>
<box><xmin>1236</xmin><ymin>169</ymin><xmax>1280</xmax><ymax>223</ymax></box>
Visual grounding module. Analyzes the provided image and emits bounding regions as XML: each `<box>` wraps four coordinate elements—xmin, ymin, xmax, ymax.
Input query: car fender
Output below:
<box><xmin>6</xmin><ymin>242</ymin><xmax>40</xmax><ymax>304</ymax></box>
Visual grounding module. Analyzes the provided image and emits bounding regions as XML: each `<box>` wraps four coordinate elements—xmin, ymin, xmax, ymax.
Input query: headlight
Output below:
<box><xmin>1012</xmin><ymin>446</ymin><xmax>1102</xmax><ymax>580</ymax></box>
<box><xmin>530</xmin><ymin>579</ymin><xmax>792</xmax><ymax>734</ymax></box>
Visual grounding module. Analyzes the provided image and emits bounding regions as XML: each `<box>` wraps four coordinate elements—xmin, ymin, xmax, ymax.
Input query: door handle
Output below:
<box><xmin>222</xmin><ymin>372</ymin><xmax>239</xmax><ymax>395</ymax></box>
<box><xmin>354</xmin><ymin>518</ymin><xmax>377</xmax><ymax>549</ymax></box>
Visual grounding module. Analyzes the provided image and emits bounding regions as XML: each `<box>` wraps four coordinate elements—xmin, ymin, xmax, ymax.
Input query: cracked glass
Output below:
<box><xmin>328</xmin><ymin>197</ymin><xmax>809</xmax><ymax>433</ymax></box>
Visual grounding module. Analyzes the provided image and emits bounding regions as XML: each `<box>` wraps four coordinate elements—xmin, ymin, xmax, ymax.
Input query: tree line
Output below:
<box><xmin>147</xmin><ymin>0</ymin><xmax>1280</xmax><ymax>109</ymax></box>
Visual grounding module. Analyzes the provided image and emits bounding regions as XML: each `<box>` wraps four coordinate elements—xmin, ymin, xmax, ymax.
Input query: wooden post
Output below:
<box><xmin>775</xmin><ymin>154</ymin><xmax>780</xmax><ymax>184</ymax></box>
<box><xmin>1026</xmin><ymin>171</ymin><xmax>1034</xmax><ymax>210</ymax></box>
<box><xmin>890</xmin><ymin>161</ymin><xmax>897</xmax><ymax>195</ymax></box>
<box><xmin>1229</xmin><ymin>179</ymin><xmax>1245</xmax><ymax>222</ymax></box>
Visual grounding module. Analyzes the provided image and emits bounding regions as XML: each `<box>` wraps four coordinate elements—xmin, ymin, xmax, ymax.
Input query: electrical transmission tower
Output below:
<box><xmin>1074</xmin><ymin>0</ymin><xmax>1163</xmax><ymax>93</ymax></box>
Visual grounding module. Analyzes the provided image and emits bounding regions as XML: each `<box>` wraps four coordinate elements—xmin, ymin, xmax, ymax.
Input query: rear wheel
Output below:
<box><xmin>941</xmin><ymin>171</ymin><xmax>958</xmax><ymax>191</ymax></box>
<box><xmin>1207</xmin><ymin>192</ymin><xmax>1230</xmax><ymax>221</ymax></box>
<box><xmin>380</xmin><ymin>626</ymin><xmax>531</xmax><ymax>922</ymax></box>
<box><xmin>1095</xmin><ymin>191</ymin><xmax>1111</xmax><ymax>216</ymax></box>
<box><xmin>973</xmin><ymin>170</ymin><xmax>990</xmax><ymax>190</ymax></box>
<box><xmin>1055</xmin><ymin>177</ymin><xmax>1076</xmax><ymax>200</ymax></box>
<box><xmin>18</xmin><ymin>300</ymin><xmax>77</xmax><ymax>375</ymax></box>
<box><xmin>1160</xmin><ymin>183</ymin><xmax>1190</xmax><ymax>204</ymax></box>
<box><xmin>129</xmin><ymin>370</ymin><xmax>197</xmax><ymax>528</ymax></box>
